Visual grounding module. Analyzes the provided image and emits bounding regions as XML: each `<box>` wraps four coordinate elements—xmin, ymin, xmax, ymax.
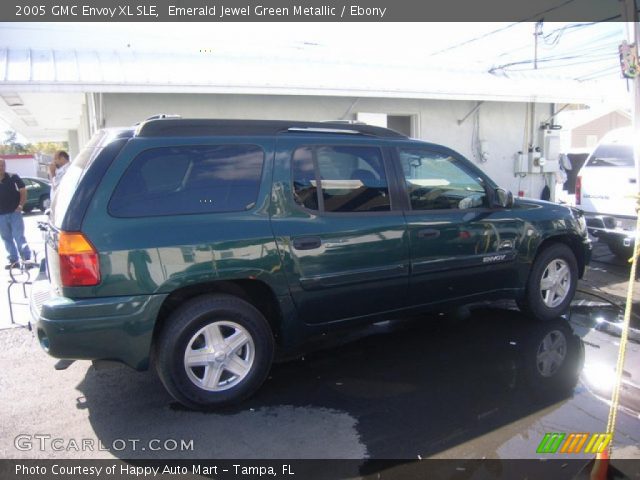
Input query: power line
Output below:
<box><xmin>497</xmin><ymin>22</ymin><xmax>622</xmax><ymax>60</ymax></box>
<box><xmin>506</xmin><ymin>58</ymin><xmax>617</xmax><ymax>72</ymax></box>
<box><xmin>574</xmin><ymin>65</ymin><xmax>620</xmax><ymax>81</ymax></box>
<box><xmin>426</xmin><ymin>0</ymin><xmax>580</xmax><ymax>58</ymax></box>
<box><xmin>426</xmin><ymin>23</ymin><xmax>521</xmax><ymax>58</ymax></box>
<box><xmin>490</xmin><ymin>52</ymin><xmax>616</xmax><ymax>73</ymax></box>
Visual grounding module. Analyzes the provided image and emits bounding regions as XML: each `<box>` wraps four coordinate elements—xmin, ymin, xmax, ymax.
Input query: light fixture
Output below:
<box><xmin>22</xmin><ymin>117</ymin><xmax>38</xmax><ymax>126</ymax></box>
<box><xmin>1</xmin><ymin>93</ymin><xmax>24</xmax><ymax>107</ymax></box>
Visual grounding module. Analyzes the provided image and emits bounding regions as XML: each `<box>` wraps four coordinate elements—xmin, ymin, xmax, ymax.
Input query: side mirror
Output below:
<box><xmin>495</xmin><ymin>188</ymin><xmax>514</xmax><ymax>208</ymax></box>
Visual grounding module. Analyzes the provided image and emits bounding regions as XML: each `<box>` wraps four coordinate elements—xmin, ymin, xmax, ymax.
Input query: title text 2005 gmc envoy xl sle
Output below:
<box><xmin>30</xmin><ymin>118</ymin><xmax>591</xmax><ymax>408</ymax></box>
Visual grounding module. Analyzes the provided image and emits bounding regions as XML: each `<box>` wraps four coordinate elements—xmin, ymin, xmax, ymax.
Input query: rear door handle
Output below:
<box><xmin>417</xmin><ymin>229</ymin><xmax>440</xmax><ymax>239</ymax></box>
<box><xmin>292</xmin><ymin>236</ymin><xmax>322</xmax><ymax>250</ymax></box>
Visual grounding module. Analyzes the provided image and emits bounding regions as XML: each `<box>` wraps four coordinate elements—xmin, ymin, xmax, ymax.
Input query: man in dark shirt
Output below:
<box><xmin>0</xmin><ymin>159</ymin><xmax>32</xmax><ymax>268</ymax></box>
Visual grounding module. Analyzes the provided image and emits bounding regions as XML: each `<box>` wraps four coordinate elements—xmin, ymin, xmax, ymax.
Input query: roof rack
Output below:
<box><xmin>135</xmin><ymin>118</ymin><xmax>406</xmax><ymax>138</ymax></box>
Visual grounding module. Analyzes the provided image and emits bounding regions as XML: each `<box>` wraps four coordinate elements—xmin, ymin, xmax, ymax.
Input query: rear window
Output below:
<box><xmin>109</xmin><ymin>145</ymin><xmax>264</xmax><ymax>217</ymax></box>
<box><xmin>585</xmin><ymin>144</ymin><xmax>634</xmax><ymax>168</ymax></box>
<box><xmin>51</xmin><ymin>129</ymin><xmax>131</xmax><ymax>228</ymax></box>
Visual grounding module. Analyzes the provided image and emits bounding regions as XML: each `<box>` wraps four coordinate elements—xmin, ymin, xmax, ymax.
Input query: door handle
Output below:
<box><xmin>292</xmin><ymin>236</ymin><xmax>322</xmax><ymax>250</ymax></box>
<box><xmin>417</xmin><ymin>229</ymin><xmax>440</xmax><ymax>239</ymax></box>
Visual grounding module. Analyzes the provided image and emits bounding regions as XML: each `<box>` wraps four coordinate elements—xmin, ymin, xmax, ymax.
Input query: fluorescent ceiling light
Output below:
<box><xmin>1</xmin><ymin>93</ymin><xmax>24</xmax><ymax>107</ymax></box>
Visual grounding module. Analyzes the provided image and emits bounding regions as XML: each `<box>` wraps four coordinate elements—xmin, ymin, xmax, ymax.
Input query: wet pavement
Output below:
<box><xmin>1</xmin><ymin>295</ymin><xmax>639</xmax><ymax>463</ymax></box>
<box><xmin>0</xmin><ymin>218</ymin><xmax>639</xmax><ymax>468</ymax></box>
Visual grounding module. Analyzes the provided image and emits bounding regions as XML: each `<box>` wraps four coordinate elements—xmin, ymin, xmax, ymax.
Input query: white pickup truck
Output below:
<box><xmin>577</xmin><ymin>127</ymin><xmax>637</xmax><ymax>259</ymax></box>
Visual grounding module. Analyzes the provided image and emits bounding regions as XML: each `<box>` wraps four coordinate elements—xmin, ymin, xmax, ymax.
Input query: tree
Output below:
<box><xmin>0</xmin><ymin>130</ymin><xmax>28</xmax><ymax>154</ymax></box>
<box><xmin>0</xmin><ymin>130</ymin><xmax>68</xmax><ymax>155</ymax></box>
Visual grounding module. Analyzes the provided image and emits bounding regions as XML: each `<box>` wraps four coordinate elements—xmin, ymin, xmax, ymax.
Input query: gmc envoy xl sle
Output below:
<box><xmin>31</xmin><ymin>118</ymin><xmax>591</xmax><ymax>408</ymax></box>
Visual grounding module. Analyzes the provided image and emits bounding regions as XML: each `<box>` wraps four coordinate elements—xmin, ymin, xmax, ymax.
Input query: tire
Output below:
<box><xmin>607</xmin><ymin>241</ymin><xmax>633</xmax><ymax>261</ymax></box>
<box><xmin>39</xmin><ymin>195</ymin><xmax>51</xmax><ymax>212</ymax></box>
<box><xmin>517</xmin><ymin>243</ymin><xmax>578</xmax><ymax>321</ymax></box>
<box><xmin>155</xmin><ymin>294</ymin><xmax>275</xmax><ymax>409</ymax></box>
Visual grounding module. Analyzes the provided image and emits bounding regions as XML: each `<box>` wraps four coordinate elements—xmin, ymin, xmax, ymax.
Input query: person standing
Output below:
<box><xmin>0</xmin><ymin>158</ymin><xmax>32</xmax><ymax>268</ymax></box>
<box><xmin>48</xmin><ymin>150</ymin><xmax>70</xmax><ymax>191</ymax></box>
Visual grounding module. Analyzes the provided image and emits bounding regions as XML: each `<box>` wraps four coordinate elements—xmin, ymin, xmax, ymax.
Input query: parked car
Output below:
<box><xmin>577</xmin><ymin>128</ymin><xmax>637</xmax><ymax>259</ymax></box>
<box><xmin>30</xmin><ymin>118</ymin><xmax>591</xmax><ymax>408</ymax></box>
<box><xmin>21</xmin><ymin>176</ymin><xmax>51</xmax><ymax>213</ymax></box>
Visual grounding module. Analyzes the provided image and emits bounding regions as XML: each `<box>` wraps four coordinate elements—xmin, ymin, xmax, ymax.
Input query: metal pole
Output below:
<box><xmin>603</xmin><ymin>0</ymin><xmax>639</xmax><ymax>459</ymax></box>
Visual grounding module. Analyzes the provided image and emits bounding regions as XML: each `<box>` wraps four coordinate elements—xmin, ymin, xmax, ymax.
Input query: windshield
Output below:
<box><xmin>585</xmin><ymin>144</ymin><xmax>634</xmax><ymax>168</ymax></box>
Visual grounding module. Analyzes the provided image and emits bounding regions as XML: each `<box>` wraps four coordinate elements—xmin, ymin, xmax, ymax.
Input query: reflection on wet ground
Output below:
<box><xmin>6</xmin><ymin>256</ymin><xmax>638</xmax><ymax>463</ymax></box>
<box><xmin>238</xmin><ymin>308</ymin><xmax>586</xmax><ymax>458</ymax></box>
<box><xmin>167</xmin><ymin>295</ymin><xmax>639</xmax><ymax>459</ymax></box>
<box><xmin>570</xmin><ymin>294</ymin><xmax>640</xmax><ymax>421</ymax></box>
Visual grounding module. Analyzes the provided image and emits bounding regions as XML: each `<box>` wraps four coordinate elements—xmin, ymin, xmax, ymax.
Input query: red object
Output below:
<box><xmin>58</xmin><ymin>232</ymin><xmax>101</xmax><ymax>287</ymax></box>
<box><xmin>459</xmin><ymin>231</ymin><xmax>471</xmax><ymax>240</ymax></box>
<box><xmin>518</xmin><ymin>190</ymin><xmax>525</xmax><ymax>197</ymax></box>
<box><xmin>0</xmin><ymin>154</ymin><xmax>35</xmax><ymax>160</ymax></box>
<box><xmin>590</xmin><ymin>449</ymin><xmax>609</xmax><ymax>480</ymax></box>
<box><xmin>576</xmin><ymin>176</ymin><xmax>582</xmax><ymax>205</ymax></box>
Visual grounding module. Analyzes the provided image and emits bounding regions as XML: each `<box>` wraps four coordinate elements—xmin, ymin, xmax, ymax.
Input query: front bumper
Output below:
<box><xmin>585</xmin><ymin>214</ymin><xmax>637</xmax><ymax>247</ymax></box>
<box><xmin>30</xmin><ymin>279</ymin><xmax>167</xmax><ymax>370</ymax></box>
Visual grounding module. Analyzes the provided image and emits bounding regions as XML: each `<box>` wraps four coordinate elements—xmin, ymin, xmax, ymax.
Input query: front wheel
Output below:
<box><xmin>607</xmin><ymin>240</ymin><xmax>633</xmax><ymax>261</ymax></box>
<box><xmin>155</xmin><ymin>294</ymin><xmax>275</xmax><ymax>409</ymax></box>
<box><xmin>517</xmin><ymin>243</ymin><xmax>578</xmax><ymax>321</ymax></box>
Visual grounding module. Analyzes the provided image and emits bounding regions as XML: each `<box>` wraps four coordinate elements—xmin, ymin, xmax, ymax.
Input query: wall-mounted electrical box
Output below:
<box><xmin>539</xmin><ymin>129</ymin><xmax>561</xmax><ymax>164</ymax></box>
<box><xmin>528</xmin><ymin>148</ymin><xmax>542</xmax><ymax>174</ymax></box>
<box><xmin>514</xmin><ymin>151</ymin><xmax>528</xmax><ymax>175</ymax></box>
<box><xmin>542</xmin><ymin>159</ymin><xmax>560</xmax><ymax>173</ymax></box>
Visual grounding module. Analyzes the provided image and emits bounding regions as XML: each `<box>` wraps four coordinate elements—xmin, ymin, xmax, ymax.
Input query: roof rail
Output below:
<box><xmin>135</xmin><ymin>114</ymin><xmax>182</xmax><ymax>125</ymax></box>
<box><xmin>135</xmin><ymin>118</ymin><xmax>406</xmax><ymax>138</ymax></box>
<box><xmin>287</xmin><ymin>127</ymin><xmax>364</xmax><ymax>135</ymax></box>
<box><xmin>321</xmin><ymin>119</ymin><xmax>367</xmax><ymax>125</ymax></box>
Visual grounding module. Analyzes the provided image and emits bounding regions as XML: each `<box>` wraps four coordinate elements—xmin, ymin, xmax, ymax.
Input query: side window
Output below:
<box><xmin>109</xmin><ymin>145</ymin><xmax>264</xmax><ymax>217</ymax></box>
<box><xmin>292</xmin><ymin>145</ymin><xmax>391</xmax><ymax>213</ymax></box>
<box><xmin>399</xmin><ymin>148</ymin><xmax>486</xmax><ymax>210</ymax></box>
<box><xmin>292</xmin><ymin>147</ymin><xmax>318</xmax><ymax>211</ymax></box>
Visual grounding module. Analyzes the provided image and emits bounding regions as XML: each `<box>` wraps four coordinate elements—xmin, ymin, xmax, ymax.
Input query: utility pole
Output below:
<box><xmin>534</xmin><ymin>20</ymin><xmax>543</xmax><ymax>70</ymax></box>
<box><xmin>633</xmin><ymin>5</ymin><xmax>640</xmax><ymax>193</ymax></box>
<box><xmin>603</xmin><ymin>0</ymin><xmax>640</xmax><ymax>465</ymax></box>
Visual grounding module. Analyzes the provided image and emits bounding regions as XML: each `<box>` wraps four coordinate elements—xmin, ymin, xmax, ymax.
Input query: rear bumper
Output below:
<box><xmin>30</xmin><ymin>279</ymin><xmax>167</xmax><ymax>370</ymax></box>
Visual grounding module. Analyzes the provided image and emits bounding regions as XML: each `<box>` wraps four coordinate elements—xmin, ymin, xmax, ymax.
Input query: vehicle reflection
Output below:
<box><xmin>233</xmin><ymin>308</ymin><xmax>586</xmax><ymax>458</ymax></box>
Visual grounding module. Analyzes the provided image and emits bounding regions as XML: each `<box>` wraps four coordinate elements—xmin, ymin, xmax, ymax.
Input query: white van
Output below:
<box><xmin>577</xmin><ymin>127</ymin><xmax>637</xmax><ymax>259</ymax></box>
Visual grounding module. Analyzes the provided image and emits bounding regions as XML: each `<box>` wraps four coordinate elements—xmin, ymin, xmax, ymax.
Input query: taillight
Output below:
<box><xmin>58</xmin><ymin>232</ymin><xmax>100</xmax><ymax>287</ymax></box>
<box><xmin>575</xmin><ymin>176</ymin><xmax>582</xmax><ymax>205</ymax></box>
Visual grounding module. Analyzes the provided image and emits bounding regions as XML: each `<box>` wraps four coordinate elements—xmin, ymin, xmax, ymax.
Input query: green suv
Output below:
<box><xmin>31</xmin><ymin>118</ymin><xmax>591</xmax><ymax>408</ymax></box>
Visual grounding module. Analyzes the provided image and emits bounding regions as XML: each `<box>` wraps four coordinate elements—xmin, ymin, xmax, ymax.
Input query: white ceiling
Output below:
<box><xmin>0</xmin><ymin>91</ymin><xmax>84</xmax><ymax>141</ymax></box>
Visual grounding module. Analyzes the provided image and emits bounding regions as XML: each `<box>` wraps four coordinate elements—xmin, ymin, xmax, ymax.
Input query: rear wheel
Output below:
<box><xmin>155</xmin><ymin>294</ymin><xmax>274</xmax><ymax>409</ymax></box>
<box><xmin>517</xmin><ymin>243</ymin><xmax>578</xmax><ymax>321</ymax></box>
